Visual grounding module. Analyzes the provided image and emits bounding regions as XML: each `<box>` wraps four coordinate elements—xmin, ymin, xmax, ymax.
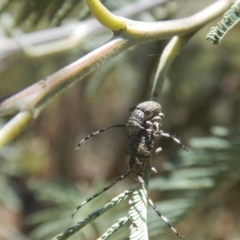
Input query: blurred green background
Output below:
<box><xmin>0</xmin><ymin>0</ymin><xmax>240</xmax><ymax>239</ymax></box>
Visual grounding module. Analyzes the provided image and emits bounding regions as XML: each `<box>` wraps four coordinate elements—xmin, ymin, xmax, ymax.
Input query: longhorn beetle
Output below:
<box><xmin>73</xmin><ymin>101</ymin><xmax>188</xmax><ymax>238</ymax></box>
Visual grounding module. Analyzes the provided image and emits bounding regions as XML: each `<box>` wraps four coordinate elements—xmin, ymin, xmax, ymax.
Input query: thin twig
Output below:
<box><xmin>0</xmin><ymin>0</ymin><xmax>234</xmax><ymax>148</ymax></box>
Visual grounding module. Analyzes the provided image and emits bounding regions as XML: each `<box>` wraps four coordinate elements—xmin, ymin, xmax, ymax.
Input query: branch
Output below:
<box><xmin>0</xmin><ymin>0</ymin><xmax>234</xmax><ymax>148</ymax></box>
<box><xmin>0</xmin><ymin>111</ymin><xmax>33</xmax><ymax>148</ymax></box>
<box><xmin>151</xmin><ymin>34</ymin><xmax>194</xmax><ymax>100</ymax></box>
<box><xmin>86</xmin><ymin>0</ymin><xmax>234</xmax><ymax>40</ymax></box>
<box><xmin>0</xmin><ymin>0</ymin><xmax>169</xmax><ymax>58</ymax></box>
<box><xmin>85</xmin><ymin>0</ymin><xmax>126</xmax><ymax>30</ymax></box>
<box><xmin>0</xmin><ymin>38</ymin><xmax>130</xmax><ymax>118</ymax></box>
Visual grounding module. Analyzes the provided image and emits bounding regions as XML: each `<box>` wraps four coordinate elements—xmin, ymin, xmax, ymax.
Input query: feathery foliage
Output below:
<box><xmin>207</xmin><ymin>2</ymin><xmax>240</xmax><ymax>44</ymax></box>
<box><xmin>23</xmin><ymin>126</ymin><xmax>240</xmax><ymax>240</ymax></box>
<box><xmin>4</xmin><ymin>0</ymin><xmax>103</xmax><ymax>27</ymax></box>
<box><xmin>0</xmin><ymin>1</ymin><xmax>239</xmax><ymax>239</ymax></box>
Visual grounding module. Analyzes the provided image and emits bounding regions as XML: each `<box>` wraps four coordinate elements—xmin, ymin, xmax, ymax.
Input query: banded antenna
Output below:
<box><xmin>75</xmin><ymin>124</ymin><xmax>127</xmax><ymax>150</ymax></box>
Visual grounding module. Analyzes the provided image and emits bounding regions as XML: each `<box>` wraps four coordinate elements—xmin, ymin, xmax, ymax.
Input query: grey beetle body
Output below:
<box><xmin>74</xmin><ymin>101</ymin><xmax>188</xmax><ymax>238</ymax></box>
<box><xmin>124</xmin><ymin>101</ymin><xmax>164</xmax><ymax>136</ymax></box>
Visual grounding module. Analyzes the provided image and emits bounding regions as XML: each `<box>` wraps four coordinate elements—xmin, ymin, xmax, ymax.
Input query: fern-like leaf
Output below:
<box><xmin>207</xmin><ymin>2</ymin><xmax>240</xmax><ymax>44</ymax></box>
<box><xmin>98</xmin><ymin>217</ymin><xmax>129</xmax><ymax>240</ymax></box>
<box><xmin>129</xmin><ymin>189</ymin><xmax>148</xmax><ymax>240</ymax></box>
<box><xmin>51</xmin><ymin>0</ymin><xmax>79</xmax><ymax>26</ymax></box>
<box><xmin>53</xmin><ymin>189</ymin><xmax>134</xmax><ymax>240</ymax></box>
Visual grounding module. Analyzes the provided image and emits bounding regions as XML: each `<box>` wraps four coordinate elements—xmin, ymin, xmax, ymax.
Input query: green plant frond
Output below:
<box><xmin>26</xmin><ymin>132</ymin><xmax>240</xmax><ymax>240</ymax></box>
<box><xmin>0</xmin><ymin>177</ymin><xmax>22</xmax><ymax>211</ymax></box>
<box><xmin>31</xmin><ymin>0</ymin><xmax>54</xmax><ymax>27</ymax></box>
<box><xmin>51</xmin><ymin>0</ymin><xmax>79</xmax><ymax>27</ymax></box>
<box><xmin>28</xmin><ymin>181</ymin><xmax>80</xmax><ymax>207</ymax></box>
<box><xmin>129</xmin><ymin>189</ymin><xmax>148</xmax><ymax>240</ymax></box>
<box><xmin>14</xmin><ymin>0</ymin><xmax>50</xmax><ymax>26</ymax></box>
<box><xmin>98</xmin><ymin>217</ymin><xmax>129</xmax><ymax>240</ymax></box>
<box><xmin>211</xmin><ymin>125</ymin><xmax>240</xmax><ymax>136</ymax></box>
<box><xmin>147</xmin><ymin>134</ymin><xmax>240</xmax><ymax>238</ymax></box>
<box><xmin>53</xmin><ymin>189</ymin><xmax>134</xmax><ymax>240</ymax></box>
<box><xmin>8</xmin><ymin>0</ymin><xmax>89</xmax><ymax>27</ymax></box>
<box><xmin>31</xmin><ymin>217</ymin><xmax>74</xmax><ymax>240</ymax></box>
<box><xmin>147</xmin><ymin>198</ymin><xmax>192</xmax><ymax>237</ymax></box>
<box><xmin>150</xmin><ymin>175</ymin><xmax>215</xmax><ymax>191</ymax></box>
<box><xmin>206</xmin><ymin>2</ymin><xmax>240</xmax><ymax>44</ymax></box>
<box><xmin>78</xmin><ymin>1</ymin><xmax>91</xmax><ymax>20</ymax></box>
<box><xmin>189</xmin><ymin>136</ymin><xmax>230</xmax><ymax>149</ymax></box>
<box><xmin>4</xmin><ymin>0</ymin><xmax>115</xmax><ymax>29</ymax></box>
<box><xmin>14</xmin><ymin>0</ymin><xmax>34</xmax><ymax>25</ymax></box>
<box><xmin>48</xmin><ymin>0</ymin><xmax>66</xmax><ymax>22</ymax></box>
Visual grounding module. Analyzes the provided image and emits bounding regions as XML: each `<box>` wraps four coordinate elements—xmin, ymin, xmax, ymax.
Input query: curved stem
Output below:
<box><xmin>125</xmin><ymin>0</ymin><xmax>234</xmax><ymax>41</ymax></box>
<box><xmin>0</xmin><ymin>0</ymin><xmax>234</xmax><ymax>148</ymax></box>
<box><xmin>151</xmin><ymin>34</ymin><xmax>194</xmax><ymax>100</ymax></box>
<box><xmin>0</xmin><ymin>37</ymin><xmax>131</xmax><ymax>117</ymax></box>
<box><xmin>85</xmin><ymin>0</ymin><xmax>126</xmax><ymax>30</ymax></box>
<box><xmin>0</xmin><ymin>111</ymin><xmax>33</xmax><ymax>148</ymax></box>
